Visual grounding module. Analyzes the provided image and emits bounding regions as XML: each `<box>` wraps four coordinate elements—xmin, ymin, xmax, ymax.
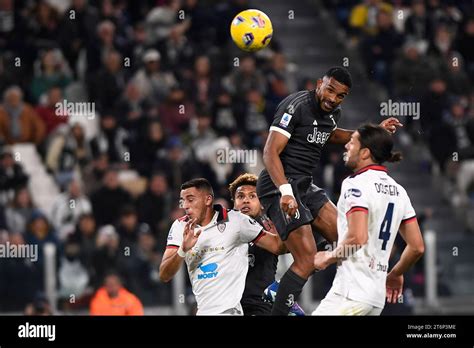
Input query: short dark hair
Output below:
<box><xmin>181</xmin><ymin>178</ymin><xmax>214</xmax><ymax>196</ymax></box>
<box><xmin>228</xmin><ymin>173</ymin><xmax>258</xmax><ymax>200</ymax></box>
<box><xmin>324</xmin><ymin>66</ymin><xmax>352</xmax><ymax>89</ymax></box>
<box><xmin>357</xmin><ymin>124</ymin><xmax>402</xmax><ymax>164</ymax></box>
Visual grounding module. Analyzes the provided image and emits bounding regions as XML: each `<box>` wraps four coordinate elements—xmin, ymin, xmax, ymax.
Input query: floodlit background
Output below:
<box><xmin>0</xmin><ymin>0</ymin><xmax>473</xmax><ymax>315</ymax></box>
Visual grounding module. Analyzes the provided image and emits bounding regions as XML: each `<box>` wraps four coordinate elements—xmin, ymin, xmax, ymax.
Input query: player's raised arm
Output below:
<box><xmin>386</xmin><ymin>219</ymin><xmax>424</xmax><ymax>303</ymax></box>
<box><xmin>329</xmin><ymin>118</ymin><xmax>403</xmax><ymax>144</ymax></box>
<box><xmin>328</xmin><ymin>128</ymin><xmax>354</xmax><ymax>144</ymax></box>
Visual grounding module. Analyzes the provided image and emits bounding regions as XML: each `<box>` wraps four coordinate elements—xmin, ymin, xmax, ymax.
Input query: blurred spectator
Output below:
<box><xmin>145</xmin><ymin>0</ymin><xmax>190</xmax><ymax>45</ymax></box>
<box><xmin>86</xmin><ymin>19</ymin><xmax>125</xmax><ymax>75</ymax></box>
<box><xmin>137</xmin><ymin>173</ymin><xmax>173</xmax><ymax>240</ymax></box>
<box><xmin>35</xmin><ymin>87</ymin><xmax>69</xmax><ymax>136</ymax></box>
<box><xmin>361</xmin><ymin>8</ymin><xmax>403</xmax><ymax>90</ymax></box>
<box><xmin>349</xmin><ymin>0</ymin><xmax>393</xmax><ymax>38</ymax></box>
<box><xmin>90</xmin><ymin>168</ymin><xmax>132</xmax><ymax>226</ymax></box>
<box><xmin>30</xmin><ymin>1</ymin><xmax>61</xmax><ymax>51</ymax></box>
<box><xmin>0</xmin><ymin>232</ymin><xmax>43</xmax><ymax>312</ymax></box>
<box><xmin>71</xmin><ymin>213</ymin><xmax>97</xmax><ymax>275</ymax></box>
<box><xmin>114</xmin><ymin>82</ymin><xmax>150</xmax><ymax>131</ymax></box>
<box><xmin>157</xmin><ymin>20</ymin><xmax>195</xmax><ymax>76</ymax></box>
<box><xmin>130</xmin><ymin>120</ymin><xmax>165</xmax><ymax>177</ymax></box>
<box><xmin>122</xmin><ymin>227</ymin><xmax>164</xmax><ymax>306</ymax></box>
<box><xmin>0</xmin><ymin>86</ymin><xmax>46</xmax><ymax>145</ymax></box>
<box><xmin>30</xmin><ymin>48</ymin><xmax>72</xmax><ymax>104</ymax></box>
<box><xmin>58</xmin><ymin>0</ymin><xmax>100</xmax><ymax>77</ymax></box>
<box><xmin>127</xmin><ymin>22</ymin><xmax>149</xmax><ymax>71</ymax></box>
<box><xmin>404</xmin><ymin>0</ymin><xmax>433</xmax><ymax>43</ymax></box>
<box><xmin>190</xmin><ymin>107</ymin><xmax>218</xmax><ymax>169</ymax></box>
<box><xmin>211</xmin><ymin>89</ymin><xmax>237</xmax><ymax>136</ymax></box>
<box><xmin>24</xmin><ymin>292</ymin><xmax>53</xmax><ymax>315</ymax></box>
<box><xmin>0</xmin><ymin>149</ymin><xmax>28</xmax><ymax>204</ymax></box>
<box><xmin>223</xmin><ymin>55</ymin><xmax>267</xmax><ymax>102</ymax></box>
<box><xmin>25</xmin><ymin>211</ymin><xmax>61</xmax><ymax>265</ymax></box>
<box><xmin>266</xmin><ymin>52</ymin><xmax>298</xmax><ymax>102</ymax></box>
<box><xmin>158</xmin><ymin>87</ymin><xmax>194</xmax><ymax>136</ymax></box>
<box><xmin>441</xmin><ymin>97</ymin><xmax>474</xmax><ymax>204</ymax></box>
<box><xmin>153</xmin><ymin>136</ymin><xmax>199</xmax><ymax>193</ymax></box>
<box><xmin>5</xmin><ymin>187</ymin><xmax>37</xmax><ymax>234</ymax></box>
<box><xmin>183</xmin><ymin>55</ymin><xmax>220</xmax><ymax>105</ymax></box>
<box><xmin>90</xmin><ymin>114</ymin><xmax>129</xmax><ymax>165</ymax></box>
<box><xmin>392</xmin><ymin>41</ymin><xmax>438</xmax><ymax>100</ymax></box>
<box><xmin>58</xmin><ymin>237</ymin><xmax>91</xmax><ymax>303</ymax></box>
<box><xmin>241</xmin><ymin>89</ymin><xmax>271</xmax><ymax>140</ymax></box>
<box><xmin>421</xmin><ymin>78</ymin><xmax>454</xmax><ymax>172</ymax></box>
<box><xmin>46</xmin><ymin>123</ymin><xmax>91</xmax><ymax>187</ymax></box>
<box><xmin>51</xmin><ymin>178</ymin><xmax>92</xmax><ymax>240</ymax></box>
<box><xmin>98</xmin><ymin>0</ymin><xmax>130</xmax><ymax>41</ymax></box>
<box><xmin>131</xmin><ymin>49</ymin><xmax>178</xmax><ymax>107</ymax></box>
<box><xmin>116</xmin><ymin>205</ymin><xmax>140</xmax><ymax>248</ymax></box>
<box><xmin>91</xmin><ymin>225</ymin><xmax>124</xmax><ymax>287</ymax></box>
<box><xmin>0</xmin><ymin>0</ymin><xmax>28</xmax><ymax>52</ymax></box>
<box><xmin>90</xmin><ymin>272</ymin><xmax>143</xmax><ymax>315</ymax></box>
<box><xmin>445</xmin><ymin>52</ymin><xmax>472</xmax><ymax>96</ymax></box>
<box><xmin>90</xmin><ymin>50</ymin><xmax>128</xmax><ymax>113</ymax></box>
<box><xmin>427</xmin><ymin>24</ymin><xmax>454</xmax><ymax>75</ymax></box>
<box><xmin>82</xmin><ymin>153</ymin><xmax>109</xmax><ymax>195</ymax></box>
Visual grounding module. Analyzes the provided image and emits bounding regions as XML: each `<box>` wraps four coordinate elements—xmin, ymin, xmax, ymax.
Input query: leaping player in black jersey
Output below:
<box><xmin>256</xmin><ymin>66</ymin><xmax>402</xmax><ymax>315</ymax></box>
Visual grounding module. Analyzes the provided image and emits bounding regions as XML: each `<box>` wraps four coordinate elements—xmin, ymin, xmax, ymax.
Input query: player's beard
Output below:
<box><xmin>344</xmin><ymin>151</ymin><xmax>359</xmax><ymax>171</ymax></box>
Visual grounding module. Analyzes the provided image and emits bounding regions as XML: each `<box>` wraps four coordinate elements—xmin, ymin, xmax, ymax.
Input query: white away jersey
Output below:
<box><xmin>330</xmin><ymin>165</ymin><xmax>416</xmax><ymax>308</ymax></box>
<box><xmin>166</xmin><ymin>205</ymin><xmax>264</xmax><ymax>315</ymax></box>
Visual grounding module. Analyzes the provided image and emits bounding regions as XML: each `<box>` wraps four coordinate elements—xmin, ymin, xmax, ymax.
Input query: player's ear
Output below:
<box><xmin>360</xmin><ymin>147</ymin><xmax>371</xmax><ymax>161</ymax></box>
<box><xmin>205</xmin><ymin>194</ymin><xmax>213</xmax><ymax>207</ymax></box>
<box><xmin>316</xmin><ymin>78</ymin><xmax>323</xmax><ymax>89</ymax></box>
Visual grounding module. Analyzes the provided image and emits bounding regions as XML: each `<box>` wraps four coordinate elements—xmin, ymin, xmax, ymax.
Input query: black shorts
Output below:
<box><xmin>241</xmin><ymin>301</ymin><xmax>272</xmax><ymax>316</ymax></box>
<box><xmin>256</xmin><ymin>174</ymin><xmax>329</xmax><ymax>241</ymax></box>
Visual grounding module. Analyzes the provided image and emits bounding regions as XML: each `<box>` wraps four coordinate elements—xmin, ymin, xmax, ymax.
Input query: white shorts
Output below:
<box><xmin>219</xmin><ymin>303</ymin><xmax>243</xmax><ymax>315</ymax></box>
<box><xmin>312</xmin><ymin>291</ymin><xmax>383</xmax><ymax>316</ymax></box>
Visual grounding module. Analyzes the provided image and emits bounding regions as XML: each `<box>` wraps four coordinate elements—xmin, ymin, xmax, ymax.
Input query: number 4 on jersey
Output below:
<box><xmin>379</xmin><ymin>203</ymin><xmax>394</xmax><ymax>250</ymax></box>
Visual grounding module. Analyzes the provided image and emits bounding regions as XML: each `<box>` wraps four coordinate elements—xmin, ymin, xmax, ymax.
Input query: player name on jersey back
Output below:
<box><xmin>332</xmin><ymin>165</ymin><xmax>416</xmax><ymax>309</ymax></box>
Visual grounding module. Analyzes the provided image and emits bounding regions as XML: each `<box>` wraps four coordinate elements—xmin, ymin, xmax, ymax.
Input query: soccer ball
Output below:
<box><xmin>230</xmin><ymin>9</ymin><xmax>273</xmax><ymax>52</ymax></box>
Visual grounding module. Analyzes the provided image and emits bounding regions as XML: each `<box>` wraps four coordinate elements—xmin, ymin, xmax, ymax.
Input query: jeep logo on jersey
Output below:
<box><xmin>197</xmin><ymin>263</ymin><xmax>219</xmax><ymax>279</ymax></box>
<box><xmin>307</xmin><ymin>127</ymin><xmax>331</xmax><ymax>144</ymax></box>
<box><xmin>344</xmin><ymin>188</ymin><xmax>362</xmax><ymax>199</ymax></box>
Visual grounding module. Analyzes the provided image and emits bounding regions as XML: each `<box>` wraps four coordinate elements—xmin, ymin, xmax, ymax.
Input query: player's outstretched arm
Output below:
<box><xmin>329</xmin><ymin>117</ymin><xmax>403</xmax><ymax>144</ymax></box>
<box><xmin>159</xmin><ymin>219</ymin><xmax>201</xmax><ymax>282</ymax></box>
<box><xmin>263</xmin><ymin>131</ymin><xmax>298</xmax><ymax>217</ymax></box>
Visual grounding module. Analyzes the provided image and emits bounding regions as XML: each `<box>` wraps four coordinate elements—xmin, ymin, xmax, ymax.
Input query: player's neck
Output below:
<box><xmin>353</xmin><ymin>160</ymin><xmax>377</xmax><ymax>173</ymax></box>
<box><xmin>200</xmin><ymin>208</ymin><xmax>216</xmax><ymax>226</ymax></box>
